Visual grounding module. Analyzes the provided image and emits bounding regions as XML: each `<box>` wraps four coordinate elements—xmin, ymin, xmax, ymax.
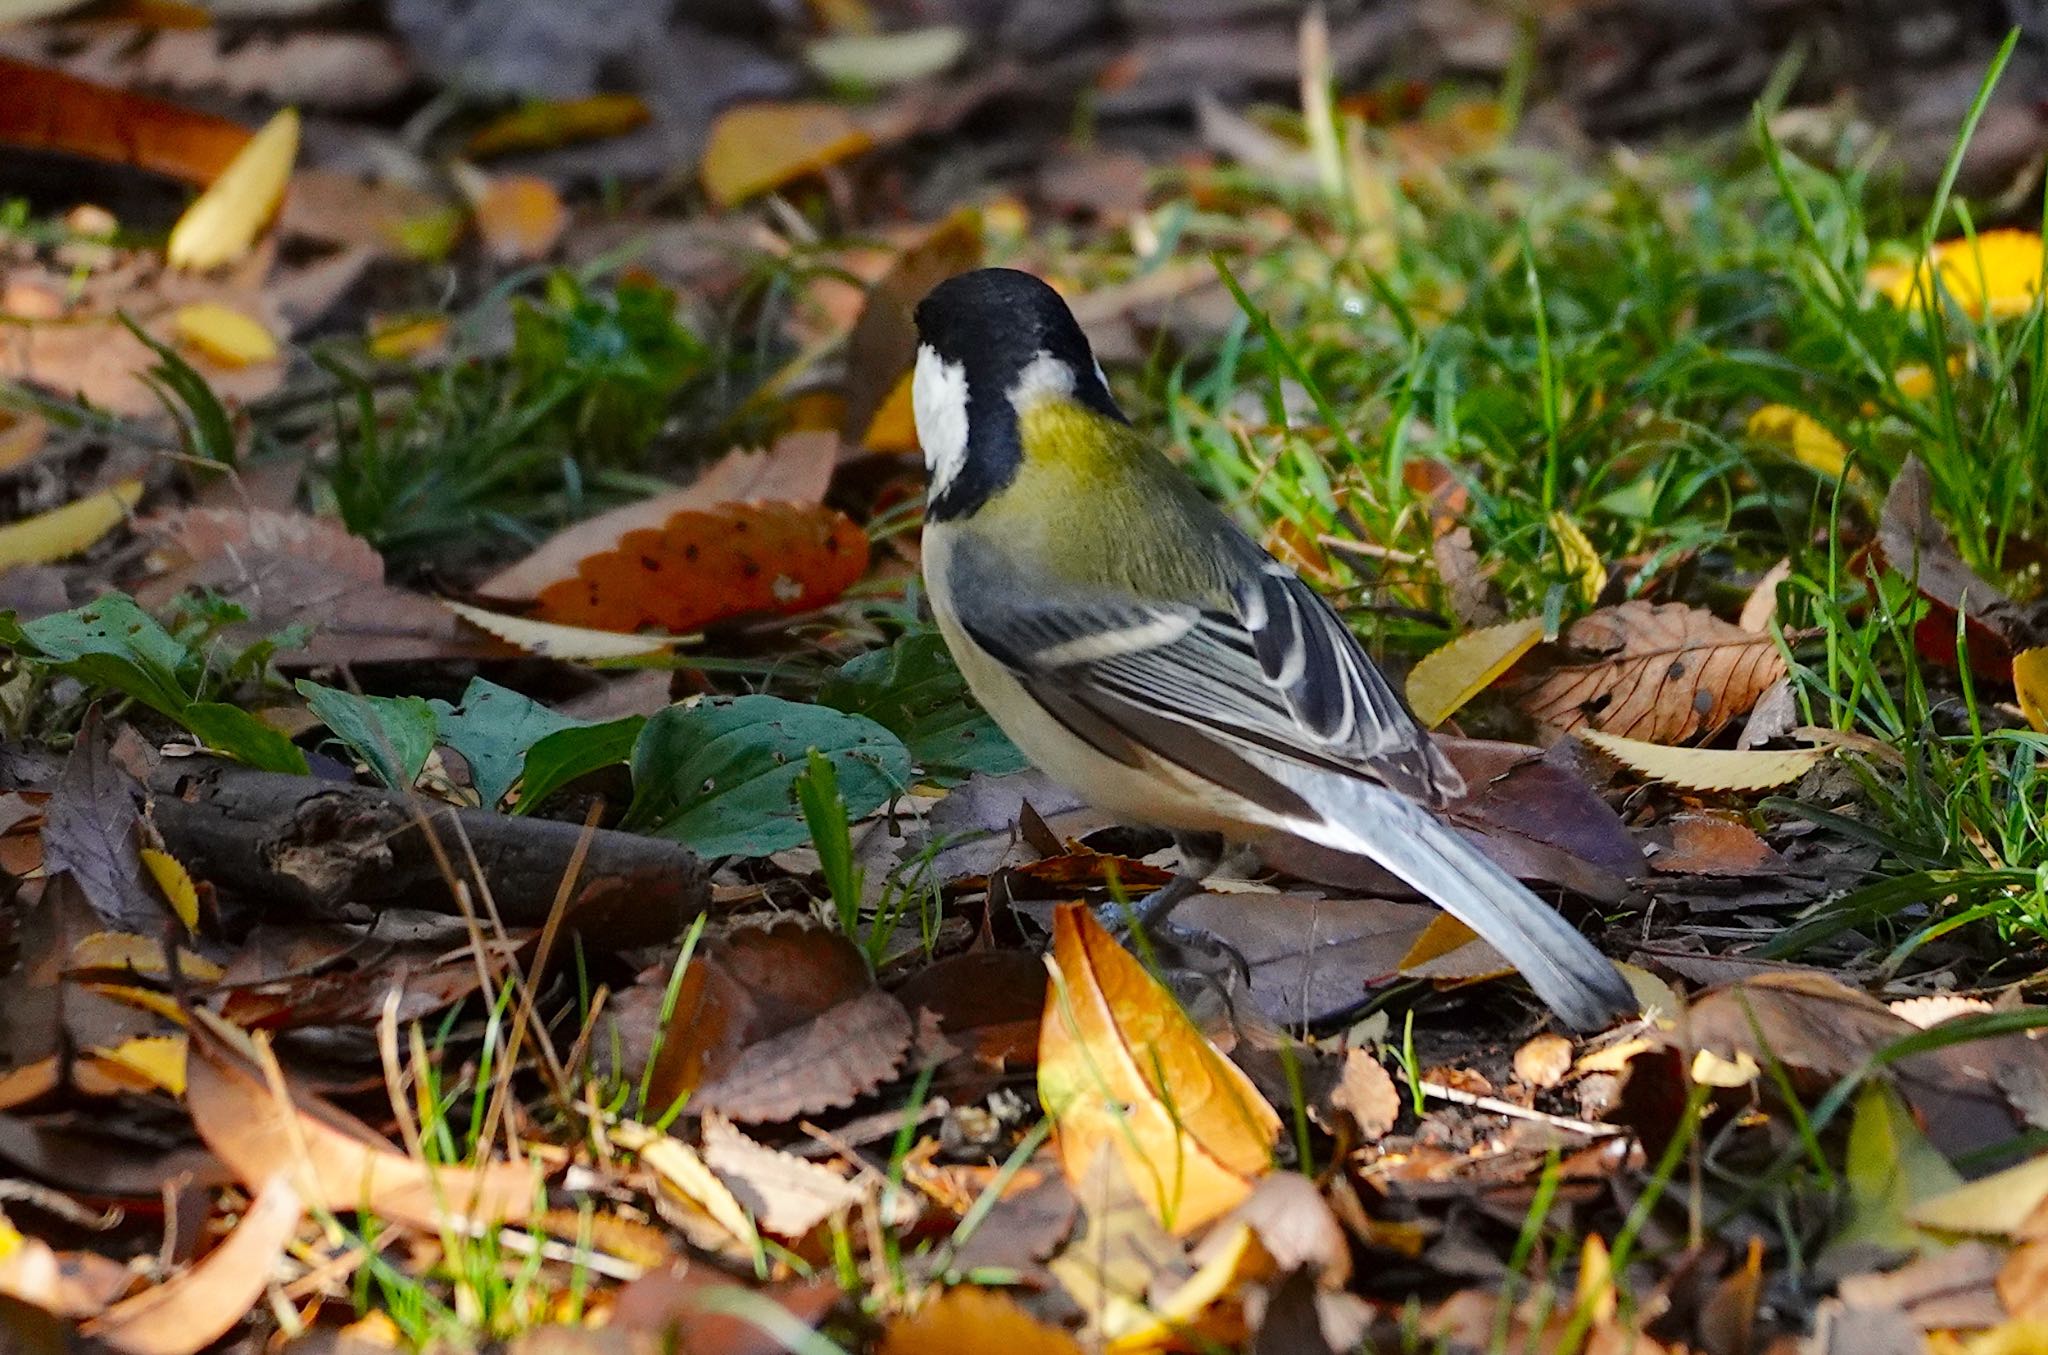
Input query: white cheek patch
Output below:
<box><xmin>1007</xmin><ymin>349</ymin><xmax>1076</xmax><ymax>414</ymax></box>
<box><xmin>912</xmin><ymin>344</ymin><xmax>969</xmax><ymax>498</ymax></box>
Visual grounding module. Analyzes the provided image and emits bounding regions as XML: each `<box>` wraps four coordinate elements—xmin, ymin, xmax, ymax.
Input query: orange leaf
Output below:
<box><xmin>0</xmin><ymin>56</ymin><xmax>249</xmax><ymax>184</ymax></box>
<box><xmin>81</xmin><ymin>1171</ymin><xmax>303</xmax><ymax>1355</ymax></box>
<box><xmin>841</xmin><ymin>208</ymin><xmax>983</xmax><ymax>447</ymax></box>
<box><xmin>474</xmin><ymin>174</ymin><xmax>567</xmax><ymax>263</ymax></box>
<box><xmin>880</xmin><ymin>1287</ymin><xmax>1083</xmax><ymax>1355</ymax></box>
<box><xmin>532</xmin><ymin>501</ymin><xmax>870</xmax><ymax>634</ymax></box>
<box><xmin>1038</xmin><ymin>903</ymin><xmax>1279</xmax><ymax>1235</ymax></box>
<box><xmin>700</xmin><ymin>102</ymin><xmax>873</xmax><ymax>208</ymax></box>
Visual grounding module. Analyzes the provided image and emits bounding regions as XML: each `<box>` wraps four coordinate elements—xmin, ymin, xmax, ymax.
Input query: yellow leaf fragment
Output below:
<box><xmin>464</xmin><ymin>94</ymin><xmax>651</xmax><ymax>158</ymax></box>
<box><xmin>366</xmin><ymin>313</ymin><xmax>450</xmax><ymax>362</ymax></box>
<box><xmin>138</xmin><ymin>848</ymin><xmax>200</xmax><ymax>931</ymax></box>
<box><xmin>0</xmin><ymin>478</ymin><xmax>142</xmax><ymax>572</ymax></box>
<box><xmin>1547</xmin><ymin>511</ymin><xmax>1605</xmax><ymax>606</ymax></box>
<box><xmin>88</xmin><ymin>1034</ymin><xmax>188</xmax><ymax>1096</ymax></box>
<box><xmin>172</xmin><ymin>303</ymin><xmax>278</xmax><ymax>368</ymax></box>
<box><xmin>167</xmin><ymin>106</ymin><xmax>298</xmax><ymax>270</ymax></box>
<box><xmin>700</xmin><ymin>102</ymin><xmax>873</xmax><ymax>208</ymax></box>
<box><xmin>1405</xmin><ymin>617</ymin><xmax>1542</xmax><ymax>728</ymax></box>
<box><xmin>1106</xmin><ymin>1221</ymin><xmax>1274</xmax><ymax>1353</ymax></box>
<box><xmin>1578</xmin><ymin>728</ymin><xmax>1823</xmax><ymax>792</ymax></box>
<box><xmin>879</xmin><ymin>1287</ymin><xmax>1083</xmax><ymax>1355</ymax></box>
<box><xmin>1878</xmin><ymin>229</ymin><xmax>2045</xmax><ymax>321</ymax></box>
<box><xmin>2016</xmin><ymin>647</ymin><xmax>2048</xmax><ymax>734</ymax></box>
<box><xmin>1747</xmin><ymin>403</ymin><xmax>1847</xmax><ymax>477</ymax></box>
<box><xmin>1038</xmin><ymin>903</ymin><xmax>1280</xmax><ymax>1235</ymax></box>
<box><xmin>1910</xmin><ymin>1151</ymin><xmax>2048</xmax><ymax>1238</ymax></box>
<box><xmin>473</xmin><ymin>174</ymin><xmax>567</xmax><ymax>263</ymax></box>
<box><xmin>441</xmin><ymin>599</ymin><xmax>677</xmax><ymax>660</ymax></box>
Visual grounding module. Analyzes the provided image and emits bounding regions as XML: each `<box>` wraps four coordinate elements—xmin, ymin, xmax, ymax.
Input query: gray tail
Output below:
<box><xmin>1294</xmin><ymin>788</ymin><xmax>1635</xmax><ymax>1031</ymax></box>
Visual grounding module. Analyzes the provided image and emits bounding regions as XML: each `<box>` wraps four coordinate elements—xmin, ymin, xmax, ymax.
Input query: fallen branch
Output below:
<box><xmin>148</xmin><ymin>757</ymin><xmax>705</xmax><ymax>946</ymax></box>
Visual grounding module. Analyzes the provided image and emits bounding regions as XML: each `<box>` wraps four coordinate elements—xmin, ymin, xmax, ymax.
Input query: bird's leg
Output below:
<box><xmin>1129</xmin><ymin>830</ymin><xmax>1225</xmax><ymax>932</ymax></box>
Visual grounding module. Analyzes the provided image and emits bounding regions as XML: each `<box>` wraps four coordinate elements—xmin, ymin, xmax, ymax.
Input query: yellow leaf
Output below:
<box><xmin>366</xmin><ymin>313</ymin><xmax>450</xmax><ymax>362</ymax></box>
<box><xmin>805</xmin><ymin>25</ymin><xmax>967</xmax><ymax>87</ymax></box>
<box><xmin>700</xmin><ymin>102</ymin><xmax>873</xmax><ymax>208</ymax></box>
<box><xmin>1105</xmin><ymin>1221</ymin><xmax>1274</xmax><ymax>1353</ymax></box>
<box><xmin>167</xmin><ymin>106</ymin><xmax>298</xmax><ymax>270</ymax></box>
<box><xmin>69</xmin><ymin>931</ymin><xmax>225</xmax><ymax>983</ymax></box>
<box><xmin>2016</xmin><ymin>647</ymin><xmax>2048</xmax><ymax>734</ymax></box>
<box><xmin>1405</xmin><ymin>617</ymin><xmax>1542</xmax><ymax>728</ymax></box>
<box><xmin>880</xmin><ymin>1287</ymin><xmax>1083</xmax><ymax>1355</ymax></box>
<box><xmin>464</xmin><ymin>94</ymin><xmax>651</xmax><ymax>158</ymax></box>
<box><xmin>1879</xmin><ymin>229</ymin><xmax>2045</xmax><ymax>321</ymax></box>
<box><xmin>0</xmin><ymin>478</ymin><xmax>142</xmax><ymax>571</ymax></box>
<box><xmin>172</xmin><ymin>302</ymin><xmax>277</xmax><ymax>368</ymax></box>
<box><xmin>1398</xmin><ymin>913</ymin><xmax>1515</xmax><ymax>986</ymax></box>
<box><xmin>1578</xmin><ymin>728</ymin><xmax>1822</xmax><ymax>792</ymax></box>
<box><xmin>87</xmin><ymin>1034</ymin><xmax>187</xmax><ymax>1096</ymax></box>
<box><xmin>139</xmin><ymin>847</ymin><xmax>200</xmax><ymax>930</ymax></box>
<box><xmin>861</xmin><ymin>372</ymin><xmax>918</xmax><ymax>453</ymax></box>
<box><xmin>1747</xmin><ymin>403</ymin><xmax>1847</xmax><ymax>477</ymax></box>
<box><xmin>1546</xmin><ymin>511</ymin><xmax>1604</xmax><ymax>605</ymax></box>
<box><xmin>1965</xmin><ymin>1320</ymin><xmax>2048</xmax><ymax>1355</ymax></box>
<box><xmin>473</xmin><ymin>174</ymin><xmax>567</xmax><ymax>264</ymax></box>
<box><xmin>1038</xmin><ymin>903</ymin><xmax>1280</xmax><ymax>1235</ymax></box>
<box><xmin>442</xmin><ymin>599</ymin><xmax>677</xmax><ymax>660</ymax></box>
<box><xmin>1909</xmin><ymin>1151</ymin><xmax>2048</xmax><ymax>1237</ymax></box>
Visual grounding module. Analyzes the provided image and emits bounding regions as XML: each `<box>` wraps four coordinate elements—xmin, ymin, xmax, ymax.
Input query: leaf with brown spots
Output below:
<box><xmin>532</xmin><ymin>501</ymin><xmax>870</xmax><ymax>635</ymax></box>
<box><xmin>1513</xmin><ymin>601</ymin><xmax>1786</xmax><ymax>744</ymax></box>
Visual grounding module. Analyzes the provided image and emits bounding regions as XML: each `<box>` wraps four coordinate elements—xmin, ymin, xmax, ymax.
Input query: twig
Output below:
<box><xmin>1416</xmin><ymin>1079</ymin><xmax>1623</xmax><ymax>1138</ymax></box>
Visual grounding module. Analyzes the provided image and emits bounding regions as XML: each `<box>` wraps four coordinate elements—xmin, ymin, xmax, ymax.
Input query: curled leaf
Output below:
<box><xmin>1578</xmin><ymin>729</ymin><xmax>1822</xmax><ymax>792</ymax></box>
<box><xmin>1405</xmin><ymin>617</ymin><xmax>1542</xmax><ymax>728</ymax></box>
<box><xmin>167</xmin><ymin>106</ymin><xmax>298</xmax><ymax>270</ymax></box>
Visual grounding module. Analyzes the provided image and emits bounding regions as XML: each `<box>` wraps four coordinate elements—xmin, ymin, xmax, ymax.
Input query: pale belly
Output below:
<box><xmin>924</xmin><ymin>528</ymin><xmax>1266</xmax><ymax>838</ymax></box>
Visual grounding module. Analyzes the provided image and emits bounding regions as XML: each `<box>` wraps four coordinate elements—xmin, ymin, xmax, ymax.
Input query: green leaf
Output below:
<box><xmin>3</xmin><ymin>594</ymin><xmax>193</xmax><ymax>718</ymax></box>
<box><xmin>1827</xmin><ymin>1080</ymin><xmax>1962</xmax><ymax>1261</ymax></box>
<box><xmin>627</xmin><ymin>695</ymin><xmax>909</xmax><ymax>858</ymax></box>
<box><xmin>182</xmin><ymin>703</ymin><xmax>310</xmax><ymax>775</ymax></box>
<box><xmin>818</xmin><ymin>631</ymin><xmax>1025</xmax><ymax>783</ymax></box>
<box><xmin>296</xmin><ymin>680</ymin><xmax>437</xmax><ymax>790</ymax></box>
<box><xmin>430</xmin><ymin>677</ymin><xmax>587</xmax><ymax>809</ymax></box>
<box><xmin>517</xmin><ymin>715</ymin><xmax>646</xmax><ymax>815</ymax></box>
<box><xmin>795</xmin><ymin>747</ymin><xmax>862</xmax><ymax>937</ymax></box>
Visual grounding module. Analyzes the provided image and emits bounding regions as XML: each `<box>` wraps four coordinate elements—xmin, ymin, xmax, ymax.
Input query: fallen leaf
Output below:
<box><xmin>880</xmin><ymin>1286</ymin><xmax>1080</xmax><ymax>1355</ymax></box>
<box><xmin>183</xmin><ymin>1007</ymin><xmax>540</xmax><ymax>1232</ymax></box>
<box><xmin>85</xmin><ymin>1034</ymin><xmax>187</xmax><ymax>1096</ymax></box>
<box><xmin>1879</xmin><ymin>456</ymin><xmax>2030</xmax><ymax>678</ymax></box>
<box><xmin>840</xmin><ymin>208</ymin><xmax>982</xmax><ymax>449</ymax></box>
<box><xmin>439</xmin><ymin>600</ymin><xmax>675</xmax><ymax>660</ymax></box>
<box><xmin>893</xmin><ymin>949</ymin><xmax>1047</xmax><ymax>1069</ymax></box>
<box><xmin>1514</xmin><ymin>1033</ymin><xmax>1574</xmax><ymax>1089</ymax></box>
<box><xmin>700</xmin><ymin>1113</ymin><xmax>863</xmax><ymax>1239</ymax></box>
<box><xmin>80</xmin><ymin>1171</ymin><xmax>302</xmax><ymax>1355</ymax></box>
<box><xmin>0</xmin><ymin>480</ymin><xmax>142</xmax><ymax>572</ymax></box>
<box><xmin>1577</xmin><ymin>729</ymin><xmax>1822</xmax><ymax>792</ymax></box>
<box><xmin>700</xmin><ymin>102</ymin><xmax>874</xmax><ymax>209</ymax></box>
<box><xmin>482</xmin><ymin>433</ymin><xmax>838</xmax><ymax>600</ymax></box>
<box><xmin>1547</xmin><ymin>511</ymin><xmax>1605</xmax><ymax>606</ymax></box>
<box><xmin>1038</xmin><ymin>902</ymin><xmax>1281</xmax><ymax>1234</ymax></box>
<box><xmin>0</xmin><ymin>54</ymin><xmax>249</xmax><ymax>183</ymax></box>
<box><xmin>136</xmin><ymin>849</ymin><xmax>198</xmax><ymax>931</ymax></box>
<box><xmin>1515</xmin><ymin>601</ymin><xmax>1788</xmax><ymax>744</ymax></box>
<box><xmin>1329</xmin><ymin>1048</ymin><xmax>1400</xmax><ymax>1140</ymax></box>
<box><xmin>1405</xmin><ymin>617</ymin><xmax>1543</xmax><ymax>728</ymax></box>
<box><xmin>532</xmin><ymin>501</ymin><xmax>870</xmax><ymax>634</ymax></box>
<box><xmin>474</xmin><ymin>174</ymin><xmax>568</xmax><ymax>263</ymax></box>
<box><xmin>0</xmin><ymin>1216</ymin><xmax>134</xmax><ymax>1320</ymax></box>
<box><xmin>1880</xmin><ymin>228</ymin><xmax>2044</xmax><ymax>321</ymax></box>
<box><xmin>171</xmin><ymin>302</ymin><xmax>277</xmax><ymax>367</ymax></box>
<box><xmin>2015</xmin><ymin>647</ymin><xmax>2048</xmax><ymax>732</ymax></box>
<box><xmin>167</xmin><ymin>106</ymin><xmax>298</xmax><ymax>270</ymax></box>
<box><xmin>1911</xmin><ymin>1153</ymin><xmax>2048</xmax><ymax>1237</ymax></box>
<box><xmin>464</xmin><ymin>94</ymin><xmax>651</xmax><ymax>157</ymax></box>
<box><xmin>613</xmin><ymin>1120</ymin><xmax>758</xmax><ymax>1258</ymax></box>
<box><xmin>1831</xmin><ymin>1081</ymin><xmax>1964</xmax><ymax>1259</ymax></box>
<box><xmin>1398</xmin><ymin>913</ymin><xmax>1515</xmax><ymax>986</ymax></box>
<box><xmin>0</xmin><ymin>409</ymin><xmax>48</xmax><ymax>473</ymax></box>
<box><xmin>42</xmin><ymin>710</ymin><xmax>164</xmax><ymax>935</ymax></box>
<box><xmin>1748</xmin><ymin>404</ymin><xmax>1848</xmax><ymax>477</ymax></box>
<box><xmin>805</xmin><ymin>25</ymin><xmax>968</xmax><ymax>88</ymax></box>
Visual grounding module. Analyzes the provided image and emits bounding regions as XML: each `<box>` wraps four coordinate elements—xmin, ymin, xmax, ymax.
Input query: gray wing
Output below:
<box><xmin>948</xmin><ymin>549</ymin><xmax>1460</xmax><ymax>812</ymax></box>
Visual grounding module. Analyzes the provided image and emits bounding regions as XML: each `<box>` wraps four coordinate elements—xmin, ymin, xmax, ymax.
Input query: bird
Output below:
<box><xmin>909</xmin><ymin>266</ymin><xmax>1636</xmax><ymax>1032</ymax></box>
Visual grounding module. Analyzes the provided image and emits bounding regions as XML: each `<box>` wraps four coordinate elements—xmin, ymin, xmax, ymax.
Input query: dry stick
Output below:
<box><xmin>1415</xmin><ymin>1079</ymin><xmax>1622</xmax><ymax>1138</ymax></box>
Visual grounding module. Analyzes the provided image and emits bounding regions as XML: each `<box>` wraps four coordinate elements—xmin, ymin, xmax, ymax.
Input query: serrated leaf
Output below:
<box><xmin>429</xmin><ymin>677</ymin><xmax>587</xmax><ymax>809</ymax></box>
<box><xmin>441</xmin><ymin>599</ymin><xmax>676</xmax><ymax>660</ymax></box>
<box><xmin>2</xmin><ymin>593</ymin><xmax>190</xmax><ymax>716</ymax></box>
<box><xmin>0</xmin><ymin>479</ymin><xmax>142</xmax><ymax>571</ymax></box>
<box><xmin>516</xmin><ymin>716</ymin><xmax>646</xmax><ymax>815</ymax></box>
<box><xmin>818</xmin><ymin>631</ymin><xmax>1025</xmax><ymax>781</ymax></box>
<box><xmin>1578</xmin><ymin>728</ymin><xmax>1822</xmax><ymax>791</ymax></box>
<box><xmin>626</xmin><ymin>696</ymin><xmax>909</xmax><ymax>858</ymax></box>
<box><xmin>167</xmin><ymin>106</ymin><xmax>297</xmax><ymax>269</ymax></box>
<box><xmin>295</xmin><ymin>680</ymin><xmax>436</xmax><ymax>790</ymax></box>
<box><xmin>1546</xmin><ymin>510</ymin><xmax>1605</xmax><ymax>606</ymax></box>
<box><xmin>138</xmin><ymin>848</ymin><xmax>200</xmax><ymax>931</ymax></box>
<box><xmin>1405</xmin><ymin>617</ymin><xmax>1542</xmax><ymax>729</ymax></box>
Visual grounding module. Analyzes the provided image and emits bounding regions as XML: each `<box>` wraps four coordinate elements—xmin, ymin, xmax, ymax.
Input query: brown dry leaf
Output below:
<box><xmin>611</xmin><ymin>1120</ymin><xmax>757</xmax><ymax>1258</ymax></box>
<box><xmin>1880</xmin><ymin>456</ymin><xmax>2031</xmax><ymax>679</ymax></box>
<box><xmin>183</xmin><ymin>1007</ymin><xmax>540</xmax><ymax>1232</ymax></box>
<box><xmin>0</xmin><ymin>1216</ymin><xmax>134</xmax><ymax>1320</ymax></box>
<box><xmin>638</xmin><ymin>920</ymin><xmax>914</xmax><ymax>1123</ymax></box>
<box><xmin>700</xmin><ymin>1113</ymin><xmax>862</xmax><ymax>1239</ymax></box>
<box><xmin>893</xmin><ymin>948</ymin><xmax>1047</xmax><ymax>1070</ymax></box>
<box><xmin>1578</xmin><ymin>729</ymin><xmax>1823</xmax><ymax>792</ymax></box>
<box><xmin>482</xmin><ymin>432</ymin><xmax>838</xmax><ymax>600</ymax></box>
<box><xmin>474</xmin><ymin>174</ymin><xmax>568</xmax><ymax>263</ymax></box>
<box><xmin>879</xmin><ymin>1286</ymin><xmax>1083</xmax><ymax>1355</ymax></box>
<box><xmin>167</xmin><ymin>106</ymin><xmax>298</xmax><ymax>271</ymax></box>
<box><xmin>0</xmin><ymin>55</ymin><xmax>250</xmax><ymax>184</ymax></box>
<box><xmin>1647</xmin><ymin>813</ymin><xmax>1788</xmax><ymax>876</ymax></box>
<box><xmin>135</xmin><ymin>507</ymin><xmax>508</xmax><ymax>667</ymax></box>
<box><xmin>439</xmin><ymin>600</ymin><xmax>677</xmax><ymax>660</ymax></box>
<box><xmin>1514</xmin><ymin>1033</ymin><xmax>1574</xmax><ymax>1089</ymax></box>
<box><xmin>1515</xmin><ymin>601</ymin><xmax>1787</xmax><ymax>744</ymax></box>
<box><xmin>700</xmin><ymin>102</ymin><xmax>874</xmax><ymax>208</ymax></box>
<box><xmin>0</xmin><ymin>479</ymin><xmax>142</xmax><ymax>573</ymax></box>
<box><xmin>1038</xmin><ymin>902</ymin><xmax>1281</xmax><ymax>1235</ymax></box>
<box><xmin>531</xmin><ymin>501</ymin><xmax>870</xmax><ymax>635</ymax></box>
<box><xmin>840</xmin><ymin>208</ymin><xmax>983</xmax><ymax>450</ymax></box>
<box><xmin>1328</xmin><ymin>1048</ymin><xmax>1399</xmax><ymax>1141</ymax></box>
<box><xmin>80</xmin><ymin>1171</ymin><xmax>302</xmax><ymax>1355</ymax></box>
<box><xmin>1405</xmin><ymin>618</ymin><xmax>1543</xmax><ymax>729</ymax></box>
